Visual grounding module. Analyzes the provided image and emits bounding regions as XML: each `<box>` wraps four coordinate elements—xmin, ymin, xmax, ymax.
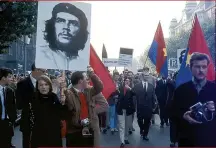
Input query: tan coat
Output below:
<box><xmin>64</xmin><ymin>74</ymin><xmax>108</xmax><ymax>147</ymax></box>
<box><xmin>91</xmin><ymin>93</ymin><xmax>108</xmax><ymax>146</ymax></box>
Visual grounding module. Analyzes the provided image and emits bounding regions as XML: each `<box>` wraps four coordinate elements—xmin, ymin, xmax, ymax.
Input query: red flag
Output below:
<box><xmin>188</xmin><ymin>15</ymin><xmax>215</xmax><ymax>80</ymax></box>
<box><xmin>90</xmin><ymin>44</ymin><xmax>116</xmax><ymax>99</ymax></box>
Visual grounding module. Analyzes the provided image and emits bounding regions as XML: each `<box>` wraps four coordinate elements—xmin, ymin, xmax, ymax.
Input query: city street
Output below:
<box><xmin>13</xmin><ymin>115</ymin><xmax>170</xmax><ymax>147</ymax></box>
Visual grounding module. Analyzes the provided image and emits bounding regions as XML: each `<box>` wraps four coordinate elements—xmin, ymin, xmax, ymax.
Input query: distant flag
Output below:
<box><xmin>148</xmin><ymin>22</ymin><xmax>168</xmax><ymax>77</ymax></box>
<box><xmin>102</xmin><ymin>44</ymin><xmax>108</xmax><ymax>59</ymax></box>
<box><xmin>90</xmin><ymin>44</ymin><xmax>116</xmax><ymax>99</ymax></box>
<box><xmin>175</xmin><ymin>14</ymin><xmax>215</xmax><ymax>88</ymax></box>
<box><xmin>102</xmin><ymin>44</ymin><xmax>109</xmax><ymax>70</ymax></box>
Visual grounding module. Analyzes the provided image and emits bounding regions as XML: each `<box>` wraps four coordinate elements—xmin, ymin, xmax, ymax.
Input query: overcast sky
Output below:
<box><xmin>89</xmin><ymin>1</ymin><xmax>186</xmax><ymax>58</ymax></box>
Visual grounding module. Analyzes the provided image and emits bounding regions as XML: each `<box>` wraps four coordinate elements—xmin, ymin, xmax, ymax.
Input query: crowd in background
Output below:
<box><xmin>0</xmin><ymin>52</ymin><xmax>216</xmax><ymax>148</ymax></box>
<box><xmin>98</xmin><ymin>67</ymin><xmax>179</xmax><ymax>147</ymax></box>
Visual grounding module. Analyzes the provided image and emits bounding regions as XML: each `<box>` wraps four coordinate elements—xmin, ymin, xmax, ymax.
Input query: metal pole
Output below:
<box><xmin>24</xmin><ymin>37</ymin><xmax>27</xmax><ymax>76</ymax></box>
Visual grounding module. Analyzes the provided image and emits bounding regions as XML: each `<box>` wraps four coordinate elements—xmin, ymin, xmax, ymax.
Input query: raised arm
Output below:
<box><xmin>89</xmin><ymin>72</ymin><xmax>104</xmax><ymax>96</ymax></box>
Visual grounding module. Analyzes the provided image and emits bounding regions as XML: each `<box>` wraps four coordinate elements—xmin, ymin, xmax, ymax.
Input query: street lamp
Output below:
<box><xmin>23</xmin><ymin>35</ymin><xmax>31</xmax><ymax>75</ymax></box>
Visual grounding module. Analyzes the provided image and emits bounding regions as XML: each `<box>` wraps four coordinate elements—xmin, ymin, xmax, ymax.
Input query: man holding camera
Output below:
<box><xmin>60</xmin><ymin>67</ymin><xmax>104</xmax><ymax>147</ymax></box>
<box><xmin>172</xmin><ymin>52</ymin><xmax>216</xmax><ymax>147</ymax></box>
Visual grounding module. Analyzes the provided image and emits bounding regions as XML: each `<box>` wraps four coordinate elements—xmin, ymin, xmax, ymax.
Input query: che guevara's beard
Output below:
<box><xmin>55</xmin><ymin>40</ymin><xmax>79</xmax><ymax>58</ymax></box>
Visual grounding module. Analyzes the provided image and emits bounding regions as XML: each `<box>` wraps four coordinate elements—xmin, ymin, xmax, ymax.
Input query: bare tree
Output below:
<box><xmin>138</xmin><ymin>45</ymin><xmax>156</xmax><ymax>73</ymax></box>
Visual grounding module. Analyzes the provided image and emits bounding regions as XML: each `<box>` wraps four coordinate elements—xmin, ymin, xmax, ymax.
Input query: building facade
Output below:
<box><xmin>169</xmin><ymin>1</ymin><xmax>215</xmax><ymax>37</ymax></box>
<box><xmin>0</xmin><ymin>34</ymin><xmax>36</xmax><ymax>74</ymax></box>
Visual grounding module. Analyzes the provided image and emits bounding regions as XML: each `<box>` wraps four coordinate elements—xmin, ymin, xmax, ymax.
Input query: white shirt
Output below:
<box><xmin>30</xmin><ymin>74</ymin><xmax>36</xmax><ymax>88</ymax></box>
<box><xmin>68</xmin><ymin>84</ymin><xmax>73</xmax><ymax>89</ymax></box>
<box><xmin>0</xmin><ymin>85</ymin><xmax>5</xmax><ymax>120</ymax></box>
<box><xmin>0</xmin><ymin>85</ymin><xmax>8</xmax><ymax>119</ymax></box>
<box><xmin>142</xmin><ymin>81</ymin><xmax>148</xmax><ymax>91</ymax></box>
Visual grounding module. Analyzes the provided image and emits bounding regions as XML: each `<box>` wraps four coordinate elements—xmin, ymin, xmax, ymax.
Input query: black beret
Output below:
<box><xmin>52</xmin><ymin>3</ymin><xmax>88</xmax><ymax>27</ymax></box>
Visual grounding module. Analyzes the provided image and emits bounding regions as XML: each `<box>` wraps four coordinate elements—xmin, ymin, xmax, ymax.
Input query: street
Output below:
<box><xmin>13</xmin><ymin>115</ymin><xmax>170</xmax><ymax>147</ymax></box>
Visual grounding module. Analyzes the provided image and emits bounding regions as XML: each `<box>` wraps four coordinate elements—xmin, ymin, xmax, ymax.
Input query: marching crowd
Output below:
<box><xmin>0</xmin><ymin>52</ymin><xmax>216</xmax><ymax>148</ymax></box>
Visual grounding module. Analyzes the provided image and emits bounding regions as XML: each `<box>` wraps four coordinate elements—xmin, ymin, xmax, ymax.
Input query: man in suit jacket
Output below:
<box><xmin>156</xmin><ymin>76</ymin><xmax>169</xmax><ymax>127</ymax></box>
<box><xmin>166</xmin><ymin>77</ymin><xmax>178</xmax><ymax>147</ymax></box>
<box><xmin>132</xmin><ymin>73</ymin><xmax>157</xmax><ymax>141</ymax></box>
<box><xmin>142</xmin><ymin>67</ymin><xmax>157</xmax><ymax>124</ymax></box>
<box><xmin>16</xmin><ymin>64</ymin><xmax>45</xmax><ymax>148</ymax></box>
<box><xmin>0</xmin><ymin>68</ymin><xmax>17</xmax><ymax>148</ymax></box>
<box><xmin>143</xmin><ymin>67</ymin><xmax>157</xmax><ymax>88</ymax></box>
<box><xmin>7</xmin><ymin>78</ymin><xmax>18</xmax><ymax>148</ymax></box>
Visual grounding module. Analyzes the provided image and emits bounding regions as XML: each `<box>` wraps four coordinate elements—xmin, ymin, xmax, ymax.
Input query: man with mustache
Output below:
<box><xmin>38</xmin><ymin>3</ymin><xmax>89</xmax><ymax>70</ymax></box>
<box><xmin>171</xmin><ymin>52</ymin><xmax>216</xmax><ymax>147</ymax></box>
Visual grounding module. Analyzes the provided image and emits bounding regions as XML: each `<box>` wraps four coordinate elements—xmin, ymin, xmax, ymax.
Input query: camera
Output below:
<box><xmin>190</xmin><ymin>102</ymin><xmax>215</xmax><ymax>123</ymax></box>
<box><xmin>80</xmin><ymin>118</ymin><xmax>92</xmax><ymax>137</ymax></box>
<box><xmin>81</xmin><ymin>118</ymin><xmax>90</xmax><ymax>127</ymax></box>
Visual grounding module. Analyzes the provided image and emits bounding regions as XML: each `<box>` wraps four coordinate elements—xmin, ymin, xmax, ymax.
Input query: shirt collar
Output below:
<box><xmin>30</xmin><ymin>74</ymin><xmax>36</xmax><ymax>84</ymax></box>
<box><xmin>73</xmin><ymin>87</ymin><xmax>82</xmax><ymax>93</ymax></box>
<box><xmin>192</xmin><ymin>77</ymin><xmax>207</xmax><ymax>87</ymax></box>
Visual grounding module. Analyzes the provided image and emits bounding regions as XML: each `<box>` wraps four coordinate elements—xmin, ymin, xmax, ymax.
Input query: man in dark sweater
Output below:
<box><xmin>172</xmin><ymin>52</ymin><xmax>216</xmax><ymax>147</ymax></box>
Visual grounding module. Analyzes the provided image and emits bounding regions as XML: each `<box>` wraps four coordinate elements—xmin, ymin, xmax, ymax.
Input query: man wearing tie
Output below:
<box><xmin>156</xmin><ymin>76</ymin><xmax>169</xmax><ymax>127</ymax></box>
<box><xmin>16</xmin><ymin>64</ymin><xmax>45</xmax><ymax>148</ymax></box>
<box><xmin>132</xmin><ymin>73</ymin><xmax>157</xmax><ymax>141</ymax></box>
<box><xmin>0</xmin><ymin>68</ymin><xmax>17</xmax><ymax>148</ymax></box>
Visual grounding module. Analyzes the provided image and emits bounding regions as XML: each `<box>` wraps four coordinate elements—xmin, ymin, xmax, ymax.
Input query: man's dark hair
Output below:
<box><xmin>143</xmin><ymin>67</ymin><xmax>149</xmax><ymax>71</ymax></box>
<box><xmin>44</xmin><ymin>3</ymin><xmax>89</xmax><ymax>58</ymax></box>
<box><xmin>124</xmin><ymin>77</ymin><xmax>132</xmax><ymax>82</ymax></box>
<box><xmin>128</xmin><ymin>71</ymin><xmax>133</xmax><ymax>74</ymax></box>
<box><xmin>113</xmin><ymin>71</ymin><xmax>119</xmax><ymax>76</ymax></box>
<box><xmin>0</xmin><ymin>68</ymin><xmax>12</xmax><ymax>80</ymax></box>
<box><xmin>49</xmin><ymin>75</ymin><xmax>57</xmax><ymax>80</ymax></box>
<box><xmin>70</xmin><ymin>71</ymin><xmax>84</xmax><ymax>85</ymax></box>
<box><xmin>31</xmin><ymin>63</ymin><xmax>36</xmax><ymax>71</ymax></box>
<box><xmin>135</xmin><ymin>75</ymin><xmax>139</xmax><ymax>79</ymax></box>
<box><xmin>137</xmin><ymin>69</ymin><xmax>143</xmax><ymax>72</ymax></box>
<box><xmin>190</xmin><ymin>52</ymin><xmax>210</xmax><ymax>68</ymax></box>
<box><xmin>179</xmin><ymin>50</ymin><xmax>186</xmax><ymax>64</ymax></box>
